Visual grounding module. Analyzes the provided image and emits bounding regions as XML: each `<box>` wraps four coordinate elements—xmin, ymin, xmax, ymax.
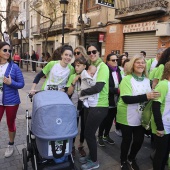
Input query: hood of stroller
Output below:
<box><xmin>31</xmin><ymin>90</ymin><xmax>78</xmax><ymax>140</ymax></box>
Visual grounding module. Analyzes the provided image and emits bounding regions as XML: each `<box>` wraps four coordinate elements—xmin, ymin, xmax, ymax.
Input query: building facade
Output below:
<box><xmin>14</xmin><ymin>0</ymin><xmax>170</xmax><ymax>59</ymax></box>
<box><xmin>105</xmin><ymin>0</ymin><xmax>170</xmax><ymax>58</ymax></box>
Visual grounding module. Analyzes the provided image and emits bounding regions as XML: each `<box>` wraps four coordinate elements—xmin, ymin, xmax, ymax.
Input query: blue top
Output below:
<box><xmin>2</xmin><ymin>61</ymin><xmax>25</xmax><ymax>105</ymax></box>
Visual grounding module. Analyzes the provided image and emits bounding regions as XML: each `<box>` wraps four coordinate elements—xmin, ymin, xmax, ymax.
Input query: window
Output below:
<box><xmin>86</xmin><ymin>0</ymin><xmax>100</xmax><ymax>12</ymax></box>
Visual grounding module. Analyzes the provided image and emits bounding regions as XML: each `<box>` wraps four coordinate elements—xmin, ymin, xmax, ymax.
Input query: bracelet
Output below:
<box><xmin>71</xmin><ymin>83</ymin><xmax>75</xmax><ymax>87</ymax></box>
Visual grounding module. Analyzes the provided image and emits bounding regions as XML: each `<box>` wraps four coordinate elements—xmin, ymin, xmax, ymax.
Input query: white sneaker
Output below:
<box><xmin>5</xmin><ymin>145</ymin><xmax>14</xmax><ymax>158</ymax></box>
<box><xmin>115</xmin><ymin>129</ymin><xmax>122</xmax><ymax>137</ymax></box>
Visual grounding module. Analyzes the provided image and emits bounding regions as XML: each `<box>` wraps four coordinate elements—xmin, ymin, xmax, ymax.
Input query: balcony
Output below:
<box><xmin>40</xmin><ymin>15</ymin><xmax>73</xmax><ymax>34</ymax></box>
<box><xmin>31</xmin><ymin>25</ymin><xmax>40</xmax><ymax>36</ymax></box>
<box><xmin>115</xmin><ymin>0</ymin><xmax>168</xmax><ymax>20</ymax></box>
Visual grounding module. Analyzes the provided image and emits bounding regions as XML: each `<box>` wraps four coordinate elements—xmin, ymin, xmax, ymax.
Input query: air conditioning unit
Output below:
<box><xmin>78</xmin><ymin>14</ymin><xmax>91</xmax><ymax>27</ymax></box>
<box><xmin>155</xmin><ymin>22</ymin><xmax>170</xmax><ymax>36</ymax></box>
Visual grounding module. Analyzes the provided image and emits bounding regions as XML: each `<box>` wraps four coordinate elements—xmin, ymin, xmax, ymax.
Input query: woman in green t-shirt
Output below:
<box><xmin>151</xmin><ymin>47</ymin><xmax>170</xmax><ymax>89</ymax></box>
<box><xmin>79</xmin><ymin>44</ymin><xmax>109</xmax><ymax>170</ymax></box>
<box><xmin>30</xmin><ymin>45</ymin><xmax>75</xmax><ymax>94</ymax></box>
<box><xmin>117</xmin><ymin>54</ymin><xmax>160</xmax><ymax>170</ymax></box>
<box><xmin>151</xmin><ymin>61</ymin><xmax>170</xmax><ymax>170</ymax></box>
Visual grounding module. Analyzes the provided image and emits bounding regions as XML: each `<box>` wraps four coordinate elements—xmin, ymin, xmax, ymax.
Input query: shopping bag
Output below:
<box><xmin>141</xmin><ymin>100</ymin><xmax>153</xmax><ymax>130</ymax></box>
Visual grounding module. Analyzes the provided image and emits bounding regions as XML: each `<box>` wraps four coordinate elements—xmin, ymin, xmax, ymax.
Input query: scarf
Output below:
<box><xmin>132</xmin><ymin>72</ymin><xmax>145</xmax><ymax>81</ymax></box>
<box><xmin>88</xmin><ymin>58</ymin><xmax>103</xmax><ymax>67</ymax></box>
<box><xmin>107</xmin><ymin>63</ymin><xmax>117</xmax><ymax>72</ymax></box>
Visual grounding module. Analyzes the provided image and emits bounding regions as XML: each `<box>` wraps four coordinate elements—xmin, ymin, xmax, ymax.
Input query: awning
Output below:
<box><xmin>70</xmin><ymin>27</ymin><xmax>106</xmax><ymax>35</ymax></box>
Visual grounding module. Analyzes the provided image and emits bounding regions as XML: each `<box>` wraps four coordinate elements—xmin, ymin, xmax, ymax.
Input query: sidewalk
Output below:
<box><xmin>0</xmin><ymin>65</ymin><xmax>165</xmax><ymax>170</ymax></box>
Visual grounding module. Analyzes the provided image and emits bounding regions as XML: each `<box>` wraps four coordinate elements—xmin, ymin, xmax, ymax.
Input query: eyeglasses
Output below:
<box><xmin>87</xmin><ymin>50</ymin><xmax>97</xmax><ymax>55</ymax></box>
<box><xmin>110</xmin><ymin>59</ymin><xmax>118</xmax><ymax>62</ymax></box>
<box><xmin>74</xmin><ymin>52</ymin><xmax>81</xmax><ymax>55</ymax></box>
<box><xmin>135</xmin><ymin>62</ymin><xmax>145</xmax><ymax>65</ymax></box>
<box><xmin>3</xmin><ymin>49</ymin><xmax>12</xmax><ymax>53</ymax></box>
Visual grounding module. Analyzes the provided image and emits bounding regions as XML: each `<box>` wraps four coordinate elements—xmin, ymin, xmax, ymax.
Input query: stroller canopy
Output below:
<box><xmin>31</xmin><ymin>91</ymin><xmax>78</xmax><ymax>140</ymax></box>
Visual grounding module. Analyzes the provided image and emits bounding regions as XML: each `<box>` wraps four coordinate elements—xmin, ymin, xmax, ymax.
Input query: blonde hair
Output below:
<box><xmin>162</xmin><ymin>61</ymin><xmax>170</xmax><ymax>80</ymax></box>
<box><xmin>74</xmin><ymin>46</ymin><xmax>88</xmax><ymax>59</ymax></box>
<box><xmin>125</xmin><ymin>54</ymin><xmax>148</xmax><ymax>77</ymax></box>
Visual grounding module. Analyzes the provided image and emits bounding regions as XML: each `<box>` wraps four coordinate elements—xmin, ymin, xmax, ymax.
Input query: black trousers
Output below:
<box><xmin>32</xmin><ymin>61</ymin><xmax>36</xmax><ymax>71</ymax></box>
<box><xmin>73</xmin><ymin>109</ymin><xmax>85</xmax><ymax>144</ymax></box>
<box><xmin>98</xmin><ymin>107</ymin><xmax>116</xmax><ymax>137</ymax></box>
<box><xmin>84</xmin><ymin>107</ymin><xmax>108</xmax><ymax>162</ymax></box>
<box><xmin>120</xmin><ymin>124</ymin><xmax>144</xmax><ymax>163</ymax></box>
<box><xmin>153</xmin><ymin>134</ymin><xmax>170</xmax><ymax>170</ymax></box>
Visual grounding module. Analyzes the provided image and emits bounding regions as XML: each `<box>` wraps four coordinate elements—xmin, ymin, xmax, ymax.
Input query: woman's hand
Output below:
<box><xmin>156</xmin><ymin>130</ymin><xmax>164</xmax><ymax>137</ymax></box>
<box><xmin>146</xmin><ymin>91</ymin><xmax>160</xmax><ymax>100</ymax></box>
<box><xmin>29</xmin><ymin>89</ymin><xmax>36</xmax><ymax>95</ymax></box>
<box><xmin>3</xmin><ymin>75</ymin><xmax>11</xmax><ymax>85</ymax></box>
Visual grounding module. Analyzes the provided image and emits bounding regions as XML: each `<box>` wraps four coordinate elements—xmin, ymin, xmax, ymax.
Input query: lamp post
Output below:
<box><xmin>18</xmin><ymin>21</ymin><xmax>24</xmax><ymax>68</ymax></box>
<box><xmin>59</xmin><ymin>0</ymin><xmax>69</xmax><ymax>46</ymax></box>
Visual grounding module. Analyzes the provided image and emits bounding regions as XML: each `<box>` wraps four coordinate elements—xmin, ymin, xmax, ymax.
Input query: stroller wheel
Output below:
<box><xmin>22</xmin><ymin>148</ymin><xmax>28</xmax><ymax>170</ymax></box>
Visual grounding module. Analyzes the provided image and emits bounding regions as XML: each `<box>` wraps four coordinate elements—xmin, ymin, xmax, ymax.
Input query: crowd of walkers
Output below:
<box><xmin>0</xmin><ymin>40</ymin><xmax>170</xmax><ymax>170</ymax></box>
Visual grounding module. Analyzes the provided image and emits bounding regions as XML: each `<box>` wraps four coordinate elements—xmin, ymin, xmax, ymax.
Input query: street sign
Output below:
<box><xmin>96</xmin><ymin>0</ymin><xmax>115</xmax><ymax>8</ymax></box>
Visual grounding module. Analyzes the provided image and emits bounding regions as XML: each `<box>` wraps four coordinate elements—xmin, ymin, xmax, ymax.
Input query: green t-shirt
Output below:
<box><xmin>146</xmin><ymin>58</ymin><xmax>157</xmax><ymax>75</ymax></box>
<box><xmin>41</xmin><ymin>60</ymin><xmax>75</xmax><ymax>90</ymax></box>
<box><xmin>149</xmin><ymin>64</ymin><xmax>164</xmax><ymax>81</ymax></box>
<box><xmin>66</xmin><ymin>73</ymin><xmax>81</xmax><ymax>109</ymax></box>
<box><xmin>117</xmin><ymin>75</ymin><xmax>151</xmax><ymax>126</ymax></box>
<box><xmin>94</xmin><ymin>62</ymin><xmax>109</xmax><ymax>107</ymax></box>
<box><xmin>151</xmin><ymin>80</ymin><xmax>170</xmax><ymax>134</ymax></box>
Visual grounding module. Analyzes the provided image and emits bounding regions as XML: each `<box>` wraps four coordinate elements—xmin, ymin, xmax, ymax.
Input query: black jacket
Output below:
<box><xmin>108</xmin><ymin>66</ymin><xmax>122</xmax><ymax>107</ymax></box>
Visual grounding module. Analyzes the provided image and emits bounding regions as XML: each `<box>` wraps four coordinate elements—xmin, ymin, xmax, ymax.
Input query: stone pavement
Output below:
<box><xmin>0</xmin><ymin>64</ymin><xmax>167</xmax><ymax>170</ymax></box>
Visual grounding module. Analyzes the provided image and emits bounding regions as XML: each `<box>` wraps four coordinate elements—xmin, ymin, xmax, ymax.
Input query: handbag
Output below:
<box><xmin>141</xmin><ymin>100</ymin><xmax>153</xmax><ymax>130</ymax></box>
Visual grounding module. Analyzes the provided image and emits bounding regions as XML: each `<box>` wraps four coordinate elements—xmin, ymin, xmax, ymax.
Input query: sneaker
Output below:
<box><xmin>127</xmin><ymin>159</ymin><xmax>139</xmax><ymax>170</ymax></box>
<box><xmin>103</xmin><ymin>135</ymin><xmax>115</xmax><ymax>145</ymax></box>
<box><xmin>115</xmin><ymin>129</ymin><xmax>122</xmax><ymax>137</ymax></box>
<box><xmin>72</xmin><ymin>146</ymin><xmax>76</xmax><ymax>158</ymax></box>
<box><xmin>78</xmin><ymin>146</ymin><xmax>86</xmax><ymax>157</ymax></box>
<box><xmin>81</xmin><ymin>160</ymin><xmax>99</xmax><ymax>170</ymax></box>
<box><xmin>79</xmin><ymin>155</ymin><xmax>91</xmax><ymax>164</ymax></box>
<box><xmin>5</xmin><ymin>145</ymin><xmax>14</xmax><ymax>158</ymax></box>
<box><xmin>121</xmin><ymin>161</ymin><xmax>130</xmax><ymax>170</ymax></box>
<box><xmin>144</xmin><ymin>134</ymin><xmax>151</xmax><ymax>138</ymax></box>
<box><xmin>98</xmin><ymin>136</ymin><xmax>105</xmax><ymax>147</ymax></box>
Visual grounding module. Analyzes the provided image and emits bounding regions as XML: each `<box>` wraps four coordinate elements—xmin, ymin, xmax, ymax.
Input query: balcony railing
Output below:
<box><xmin>115</xmin><ymin>0</ymin><xmax>168</xmax><ymax>20</ymax></box>
<box><xmin>40</xmin><ymin>15</ymin><xmax>73</xmax><ymax>34</ymax></box>
<box><xmin>31</xmin><ymin>25</ymin><xmax>40</xmax><ymax>35</ymax></box>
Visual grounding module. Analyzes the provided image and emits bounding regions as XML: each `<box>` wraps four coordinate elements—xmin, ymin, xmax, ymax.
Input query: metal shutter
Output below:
<box><xmin>124</xmin><ymin>32</ymin><xmax>158</xmax><ymax>59</ymax></box>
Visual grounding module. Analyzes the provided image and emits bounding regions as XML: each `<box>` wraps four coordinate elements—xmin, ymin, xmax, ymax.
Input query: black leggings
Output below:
<box><xmin>120</xmin><ymin>124</ymin><xmax>144</xmax><ymax>163</ymax></box>
<box><xmin>84</xmin><ymin>107</ymin><xmax>108</xmax><ymax>162</ymax></box>
<box><xmin>98</xmin><ymin>107</ymin><xmax>116</xmax><ymax>137</ymax></box>
<box><xmin>153</xmin><ymin>134</ymin><xmax>170</xmax><ymax>170</ymax></box>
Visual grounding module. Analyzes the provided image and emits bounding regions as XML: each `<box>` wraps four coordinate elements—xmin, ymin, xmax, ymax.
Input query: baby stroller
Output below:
<box><xmin>22</xmin><ymin>90</ymin><xmax>78</xmax><ymax>170</ymax></box>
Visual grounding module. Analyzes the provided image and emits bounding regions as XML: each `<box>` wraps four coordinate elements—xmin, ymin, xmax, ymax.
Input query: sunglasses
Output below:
<box><xmin>87</xmin><ymin>50</ymin><xmax>97</xmax><ymax>55</ymax></box>
<box><xmin>74</xmin><ymin>52</ymin><xmax>81</xmax><ymax>55</ymax></box>
<box><xmin>110</xmin><ymin>59</ymin><xmax>118</xmax><ymax>62</ymax></box>
<box><xmin>3</xmin><ymin>49</ymin><xmax>12</xmax><ymax>53</ymax></box>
